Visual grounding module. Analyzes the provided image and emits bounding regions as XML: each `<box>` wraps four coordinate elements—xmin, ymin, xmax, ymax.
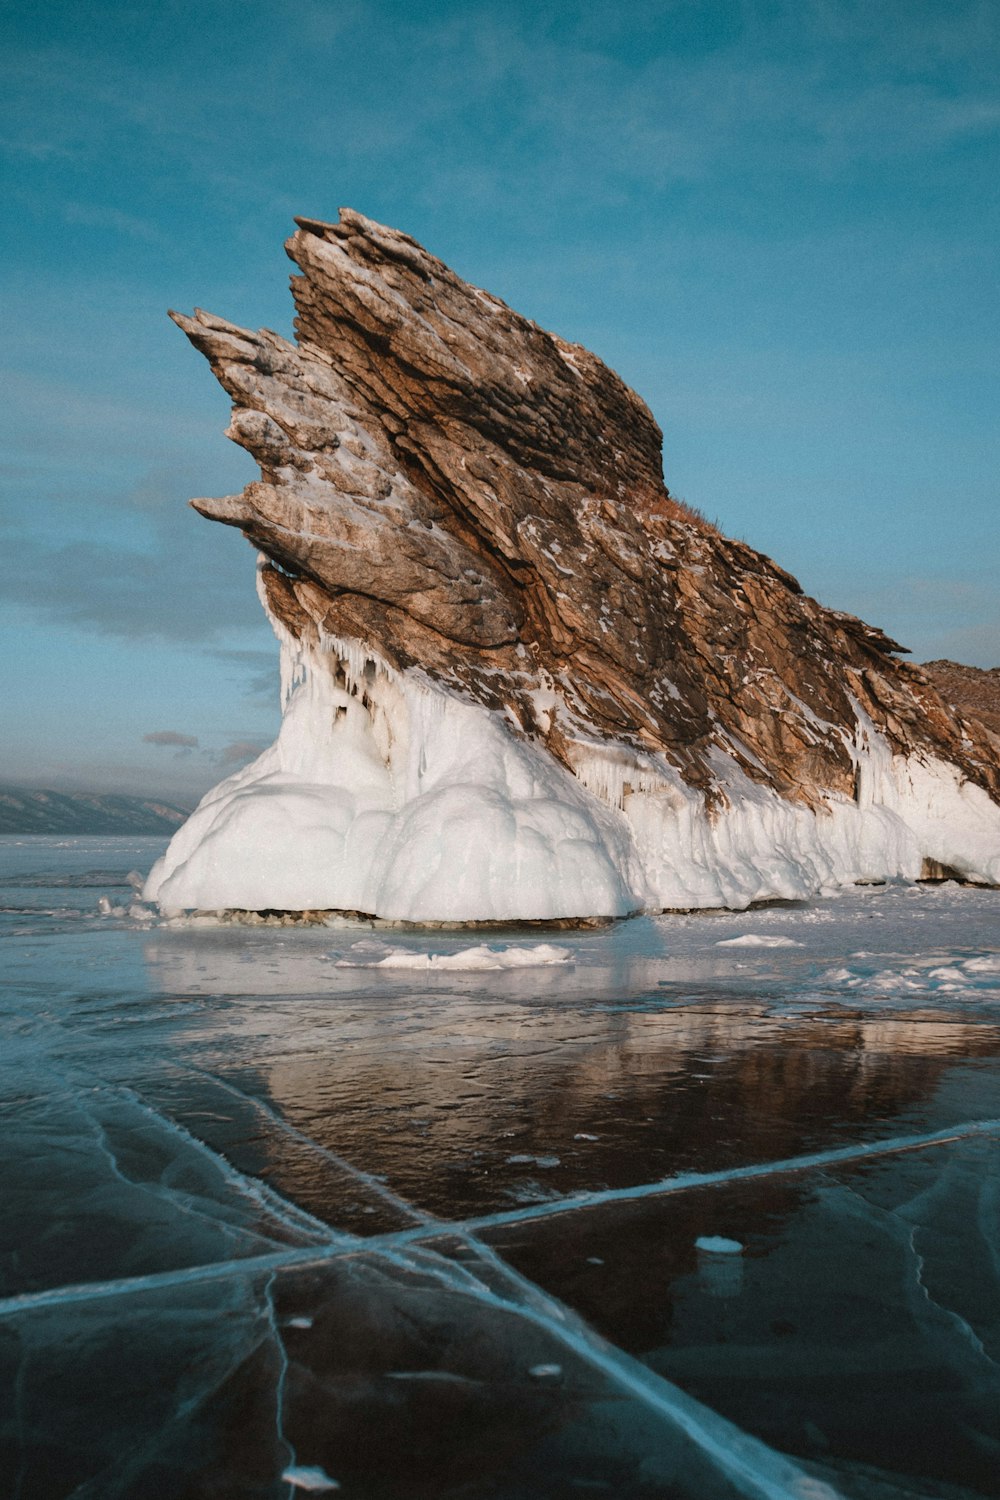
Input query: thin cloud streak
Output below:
<box><xmin>143</xmin><ymin>730</ymin><xmax>199</xmax><ymax>747</ymax></box>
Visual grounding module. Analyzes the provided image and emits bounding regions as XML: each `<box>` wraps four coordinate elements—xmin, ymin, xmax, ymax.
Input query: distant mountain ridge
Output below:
<box><xmin>0</xmin><ymin>787</ymin><xmax>192</xmax><ymax>835</ymax></box>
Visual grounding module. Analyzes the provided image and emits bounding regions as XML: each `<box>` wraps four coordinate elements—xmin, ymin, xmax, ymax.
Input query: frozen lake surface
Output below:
<box><xmin>2</xmin><ymin>835</ymin><xmax>1000</xmax><ymax>1498</ymax></box>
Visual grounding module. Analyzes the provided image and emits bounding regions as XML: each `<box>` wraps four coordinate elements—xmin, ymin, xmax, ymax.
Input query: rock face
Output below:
<box><xmin>922</xmin><ymin>661</ymin><xmax>1000</xmax><ymax>743</ymax></box>
<box><xmin>145</xmin><ymin>211</ymin><xmax>1000</xmax><ymax>917</ymax></box>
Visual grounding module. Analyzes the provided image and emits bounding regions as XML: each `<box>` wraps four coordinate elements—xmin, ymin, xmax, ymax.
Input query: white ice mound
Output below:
<box><xmin>145</xmin><ymin>584</ymin><xmax>1000</xmax><ymax>921</ymax></box>
<box><xmin>145</xmin><ymin>609</ymin><xmax>642</xmax><ymax>923</ymax></box>
<box><xmin>334</xmin><ymin>941</ymin><xmax>571</xmax><ymax>970</ymax></box>
<box><xmin>715</xmin><ymin>935</ymin><xmax>804</xmax><ymax>949</ymax></box>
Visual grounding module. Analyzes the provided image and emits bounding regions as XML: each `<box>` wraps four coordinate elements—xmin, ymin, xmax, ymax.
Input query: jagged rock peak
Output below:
<box><xmin>147</xmin><ymin>211</ymin><xmax>1000</xmax><ymax>918</ymax></box>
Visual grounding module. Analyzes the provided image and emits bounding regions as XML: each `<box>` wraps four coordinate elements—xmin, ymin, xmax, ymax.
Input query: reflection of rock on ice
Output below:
<box><xmin>695</xmin><ymin>1235</ymin><xmax>744</xmax><ymax>1298</ymax></box>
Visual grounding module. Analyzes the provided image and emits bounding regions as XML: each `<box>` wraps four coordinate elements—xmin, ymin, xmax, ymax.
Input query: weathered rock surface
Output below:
<box><xmin>147</xmin><ymin>210</ymin><xmax>1000</xmax><ymax>917</ymax></box>
<box><xmin>922</xmin><ymin>660</ymin><xmax>1000</xmax><ymax>743</ymax></box>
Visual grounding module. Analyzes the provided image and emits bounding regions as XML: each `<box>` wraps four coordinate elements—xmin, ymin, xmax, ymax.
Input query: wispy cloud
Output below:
<box><xmin>5</xmin><ymin>0</ymin><xmax>997</xmax><ymax>238</ymax></box>
<box><xmin>218</xmin><ymin>739</ymin><xmax>264</xmax><ymax>766</ymax></box>
<box><xmin>63</xmin><ymin>201</ymin><xmax>161</xmax><ymax>241</ymax></box>
<box><xmin>207</xmin><ymin>648</ymin><xmax>278</xmax><ymax>702</ymax></box>
<box><xmin>143</xmin><ymin>729</ymin><xmax>199</xmax><ymax>747</ymax></box>
<box><xmin>1</xmin><ymin>474</ymin><xmax>268</xmax><ymax>644</ymax></box>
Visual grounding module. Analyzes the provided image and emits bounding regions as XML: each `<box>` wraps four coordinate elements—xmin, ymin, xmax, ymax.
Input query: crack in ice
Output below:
<box><xmin>0</xmin><ymin>1248</ymin><xmax>345</xmax><ymax>1320</ymax></box>
<box><xmin>813</xmin><ymin>1172</ymin><xmax>999</xmax><ymax>1380</ymax></box>
<box><xmin>419</xmin><ymin>1118</ymin><xmax>1000</xmax><ymax>1237</ymax></box>
<box><xmin>190</xmin><ymin>1067</ymin><xmax>433</xmax><ymax>1228</ymax></box>
<box><xmin>376</xmin><ymin>1235</ymin><xmax>843</xmax><ymax>1500</ymax></box>
<box><xmin>118</xmin><ymin>1084</ymin><xmax>343</xmax><ymax>1247</ymax></box>
<box><xmin>264</xmin><ymin>1270</ymin><xmax>297</xmax><ymax>1497</ymax></box>
<box><xmin>906</xmin><ymin>1222</ymin><xmax>996</xmax><ymax>1370</ymax></box>
<box><xmin>79</xmin><ymin>1097</ymin><xmax>276</xmax><ymax>1259</ymax></box>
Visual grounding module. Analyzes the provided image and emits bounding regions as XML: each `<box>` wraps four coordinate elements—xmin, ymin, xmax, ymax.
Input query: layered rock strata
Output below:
<box><xmin>145</xmin><ymin>211</ymin><xmax>1000</xmax><ymax>917</ymax></box>
<box><xmin>922</xmin><ymin>661</ymin><xmax>1000</xmax><ymax>743</ymax></box>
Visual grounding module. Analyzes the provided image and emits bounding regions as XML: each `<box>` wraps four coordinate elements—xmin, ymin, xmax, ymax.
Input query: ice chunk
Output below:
<box><xmin>282</xmin><ymin>1466</ymin><xmax>340</xmax><ymax>1492</ymax></box>
<box><xmin>965</xmin><ymin>956</ymin><xmax>1000</xmax><ymax>973</ymax></box>
<box><xmin>335</xmin><ymin>942</ymin><xmax>572</xmax><ymax>971</ymax></box>
<box><xmin>715</xmin><ymin>935</ymin><xmax>803</xmax><ymax>948</ymax></box>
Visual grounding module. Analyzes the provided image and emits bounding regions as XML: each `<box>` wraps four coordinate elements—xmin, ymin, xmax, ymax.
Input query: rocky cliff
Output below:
<box><xmin>922</xmin><ymin>660</ymin><xmax>1000</xmax><ymax>743</ymax></box>
<box><xmin>145</xmin><ymin>211</ymin><xmax>1000</xmax><ymax>918</ymax></box>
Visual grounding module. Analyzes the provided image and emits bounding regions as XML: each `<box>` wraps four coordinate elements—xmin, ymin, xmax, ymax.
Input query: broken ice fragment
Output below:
<box><xmin>695</xmin><ymin>1236</ymin><xmax>743</xmax><ymax>1254</ymax></box>
<box><xmin>715</xmin><ymin>935</ymin><xmax>803</xmax><ymax>948</ymax></box>
<box><xmin>281</xmin><ymin>1466</ymin><xmax>340</xmax><ymax>1492</ymax></box>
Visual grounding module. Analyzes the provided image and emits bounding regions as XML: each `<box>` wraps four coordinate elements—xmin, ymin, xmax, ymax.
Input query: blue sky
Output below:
<box><xmin>2</xmin><ymin>0</ymin><xmax>998</xmax><ymax>799</ymax></box>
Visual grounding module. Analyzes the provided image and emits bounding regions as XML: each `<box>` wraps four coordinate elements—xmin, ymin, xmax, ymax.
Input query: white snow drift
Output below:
<box><xmin>145</xmin><ymin>572</ymin><xmax>1000</xmax><ymax>921</ymax></box>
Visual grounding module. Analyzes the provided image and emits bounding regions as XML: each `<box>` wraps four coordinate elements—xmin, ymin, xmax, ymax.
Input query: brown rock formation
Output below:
<box><xmin>171</xmin><ymin>209</ymin><xmax>999</xmax><ymax>809</ymax></box>
<box><xmin>922</xmin><ymin>660</ymin><xmax>1000</xmax><ymax>744</ymax></box>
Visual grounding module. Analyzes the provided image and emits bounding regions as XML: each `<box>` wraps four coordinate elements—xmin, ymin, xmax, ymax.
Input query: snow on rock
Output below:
<box><xmin>146</xmin><ymin>613</ymin><xmax>640</xmax><ymax>922</ymax></box>
<box><xmin>144</xmin><ymin>591</ymin><xmax>1000</xmax><ymax>921</ymax></box>
<box><xmin>147</xmin><ymin>210</ymin><xmax>1000</xmax><ymax>919</ymax></box>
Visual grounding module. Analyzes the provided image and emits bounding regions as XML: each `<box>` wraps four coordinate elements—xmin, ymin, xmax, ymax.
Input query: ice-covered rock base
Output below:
<box><xmin>145</xmin><ymin>588</ymin><xmax>1000</xmax><ymax>921</ymax></box>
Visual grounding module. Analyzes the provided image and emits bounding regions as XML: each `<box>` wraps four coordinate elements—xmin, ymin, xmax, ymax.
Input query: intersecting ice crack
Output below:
<box><xmin>405</xmin><ymin>1117</ymin><xmax>1000</xmax><ymax>1239</ymax></box>
<box><xmin>4</xmin><ymin>1118</ymin><xmax>999</xmax><ymax>1322</ymax></box>
<box><xmin>57</xmin><ymin>1292</ymin><xmax>280</xmax><ymax>1500</ymax></box>
<box><xmin>118</xmin><ymin>1084</ymin><xmax>344</xmax><ymax>1247</ymax></box>
<box><xmin>191</xmin><ymin>1066</ymin><xmax>434</xmax><ymax>1228</ymax></box>
<box><xmin>8</xmin><ymin>1086</ymin><xmax>1000</xmax><ymax>1500</ymax></box>
<box><xmin>374</xmin><ymin>1236</ymin><xmax>842</xmax><ymax>1500</ymax></box>
<box><xmin>77</xmin><ymin>1095</ymin><xmax>267</xmax><ymax>1260</ymax></box>
<box><xmin>0</xmin><ymin>1247</ymin><xmax>338</xmax><ymax>1319</ymax></box>
<box><xmin>264</xmin><ymin>1270</ymin><xmax>298</xmax><ymax>1499</ymax></box>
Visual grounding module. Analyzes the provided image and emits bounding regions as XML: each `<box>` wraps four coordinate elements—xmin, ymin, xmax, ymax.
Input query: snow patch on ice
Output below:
<box><xmin>334</xmin><ymin>942</ymin><xmax>571</xmax><ymax>971</ymax></box>
<box><xmin>715</xmin><ymin>935</ymin><xmax>804</xmax><ymax>949</ymax></box>
<box><xmin>695</xmin><ymin>1236</ymin><xmax>743</xmax><ymax>1255</ymax></box>
<box><xmin>815</xmin><ymin>949</ymin><xmax>1000</xmax><ymax>1002</ymax></box>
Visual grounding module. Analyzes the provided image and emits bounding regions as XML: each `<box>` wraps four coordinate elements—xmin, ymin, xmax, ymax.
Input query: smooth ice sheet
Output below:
<box><xmin>4</xmin><ymin>838</ymin><xmax>1000</xmax><ymax>1497</ymax></box>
